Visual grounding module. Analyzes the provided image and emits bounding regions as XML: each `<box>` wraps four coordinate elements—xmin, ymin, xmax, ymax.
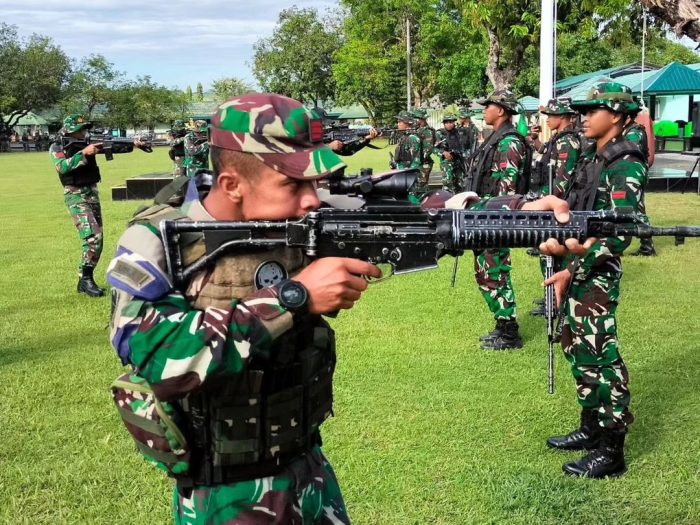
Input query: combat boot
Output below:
<box><xmin>479</xmin><ymin>319</ymin><xmax>507</xmax><ymax>342</ymax></box>
<box><xmin>631</xmin><ymin>238</ymin><xmax>657</xmax><ymax>256</ymax></box>
<box><xmin>547</xmin><ymin>409</ymin><xmax>601</xmax><ymax>451</ymax></box>
<box><xmin>77</xmin><ymin>266</ymin><xmax>105</xmax><ymax>298</ymax></box>
<box><xmin>562</xmin><ymin>429</ymin><xmax>627</xmax><ymax>478</ymax></box>
<box><xmin>480</xmin><ymin>320</ymin><xmax>523</xmax><ymax>351</ymax></box>
<box><xmin>531</xmin><ymin>297</ymin><xmax>546</xmax><ymax>317</ymax></box>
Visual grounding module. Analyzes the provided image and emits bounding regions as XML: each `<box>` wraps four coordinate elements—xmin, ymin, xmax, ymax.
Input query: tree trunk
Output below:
<box><xmin>485</xmin><ymin>27</ymin><xmax>518</xmax><ymax>91</ymax></box>
<box><xmin>641</xmin><ymin>0</ymin><xmax>700</xmax><ymax>42</ymax></box>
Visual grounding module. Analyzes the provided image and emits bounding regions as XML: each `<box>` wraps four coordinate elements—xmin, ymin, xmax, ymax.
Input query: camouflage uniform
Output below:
<box><xmin>169</xmin><ymin>120</ymin><xmax>187</xmax><ymax>177</ymax></box>
<box><xmin>434</xmin><ymin>114</ymin><xmax>465</xmax><ymax>193</ymax></box>
<box><xmin>624</xmin><ymin>120</ymin><xmax>656</xmax><ymax>256</ymax></box>
<box><xmin>108</xmin><ymin>94</ymin><xmax>352</xmax><ymax>524</ymax></box>
<box><xmin>535</xmin><ymin>100</ymin><xmax>581</xmax><ymax>198</ymax></box>
<box><xmin>546</xmin><ymin>82</ymin><xmax>646</xmax><ymax>478</ymax></box>
<box><xmin>470</xmin><ymin>91</ymin><xmax>526</xmax><ymax>329</ymax></box>
<box><xmin>183</xmin><ymin>120</ymin><xmax>210</xmax><ymax>178</ymax></box>
<box><xmin>412</xmin><ymin>109</ymin><xmax>436</xmax><ymax>188</ymax></box>
<box><xmin>458</xmin><ymin>110</ymin><xmax>479</xmax><ymax>159</ymax></box>
<box><xmin>392</xmin><ymin>111</ymin><xmax>423</xmax><ymax>200</ymax></box>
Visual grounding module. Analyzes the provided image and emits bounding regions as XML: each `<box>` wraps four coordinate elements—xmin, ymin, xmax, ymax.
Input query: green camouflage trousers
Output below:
<box><xmin>174</xmin><ymin>447</ymin><xmax>351</xmax><ymax>525</ymax></box>
<box><xmin>63</xmin><ymin>184</ymin><xmax>103</xmax><ymax>271</ymax></box>
<box><xmin>560</xmin><ymin>271</ymin><xmax>634</xmax><ymax>431</ymax></box>
<box><xmin>439</xmin><ymin>159</ymin><xmax>463</xmax><ymax>194</ymax></box>
<box><xmin>173</xmin><ymin>156</ymin><xmax>185</xmax><ymax>178</ymax></box>
<box><xmin>473</xmin><ymin>248</ymin><xmax>517</xmax><ymax>320</ymax></box>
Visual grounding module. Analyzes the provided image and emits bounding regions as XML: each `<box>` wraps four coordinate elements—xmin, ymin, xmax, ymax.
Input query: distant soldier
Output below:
<box><xmin>458</xmin><ymin>109</ymin><xmax>479</xmax><ymax>159</ymax></box>
<box><xmin>623</xmin><ymin>108</ymin><xmax>656</xmax><ymax>256</ymax></box>
<box><xmin>33</xmin><ymin>130</ymin><xmax>42</xmax><ymax>151</ymax></box>
<box><xmin>391</xmin><ymin>111</ymin><xmax>423</xmax><ymax>201</ymax></box>
<box><xmin>183</xmin><ymin>119</ymin><xmax>210</xmax><ymax>178</ymax></box>
<box><xmin>168</xmin><ymin>120</ymin><xmax>187</xmax><ymax>177</ymax></box>
<box><xmin>0</xmin><ymin>130</ymin><xmax>8</xmax><ymax>152</ymax></box>
<box><xmin>412</xmin><ymin>108</ymin><xmax>436</xmax><ymax>191</ymax></box>
<box><xmin>49</xmin><ymin>114</ymin><xmax>150</xmax><ymax>297</ymax></box>
<box><xmin>529</xmin><ymin>99</ymin><xmax>581</xmax><ymax>198</ymax></box>
<box><xmin>434</xmin><ymin>113</ymin><xmax>465</xmax><ymax>193</ymax></box>
<box><xmin>464</xmin><ymin>90</ymin><xmax>528</xmax><ymax>350</ymax></box>
<box><xmin>21</xmin><ymin>131</ymin><xmax>29</xmax><ymax>152</ymax></box>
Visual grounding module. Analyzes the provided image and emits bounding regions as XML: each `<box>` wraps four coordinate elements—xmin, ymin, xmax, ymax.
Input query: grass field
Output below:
<box><xmin>1</xmin><ymin>145</ymin><xmax>699</xmax><ymax>525</ymax></box>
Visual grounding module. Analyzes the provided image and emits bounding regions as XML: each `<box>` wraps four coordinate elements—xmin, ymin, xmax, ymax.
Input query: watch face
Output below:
<box><xmin>280</xmin><ymin>282</ymin><xmax>307</xmax><ymax>309</ymax></box>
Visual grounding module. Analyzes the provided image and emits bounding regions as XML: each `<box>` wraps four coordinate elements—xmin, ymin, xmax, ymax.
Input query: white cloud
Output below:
<box><xmin>3</xmin><ymin>0</ymin><xmax>339</xmax><ymax>89</ymax></box>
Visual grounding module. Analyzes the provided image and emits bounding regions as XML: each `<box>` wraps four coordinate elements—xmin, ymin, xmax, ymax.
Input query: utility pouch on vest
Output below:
<box><xmin>111</xmin><ymin>373</ymin><xmax>191</xmax><ymax>476</ymax></box>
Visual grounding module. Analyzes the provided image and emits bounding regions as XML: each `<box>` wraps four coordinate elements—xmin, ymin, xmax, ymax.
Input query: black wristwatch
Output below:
<box><xmin>275</xmin><ymin>279</ymin><xmax>309</xmax><ymax>316</ymax></box>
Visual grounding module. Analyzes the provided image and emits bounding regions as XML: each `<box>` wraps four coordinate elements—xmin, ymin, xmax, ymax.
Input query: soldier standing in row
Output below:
<box><xmin>458</xmin><ymin>109</ymin><xmax>479</xmax><ymax>161</ymax></box>
<box><xmin>49</xmin><ymin>114</ymin><xmax>150</xmax><ymax>297</ymax></box>
<box><xmin>168</xmin><ymin>120</ymin><xmax>187</xmax><ymax>177</ymax></box>
<box><xmin>183</xmin><ymin>119</ymin><xmax>210</xmax><ymax>178</ymax></box>
<box><xmin>435</xmin><ymin>113</ymin><xmax>465</xmax><ymax>193</ymax></box>
<box><xmin>465</xmin><ymin>90</ymin><xmax>528</xmax><ymax>350</ymax></box>
<box><xmin>545</xmin><ymin>82</ymin><xmax>646</xmax><ymax>478</ymax></box>
<box><xmin>412</xmin><ymin>109</ymin><xmax>436</xmax><ymax>194</ymax></box>
<box><xmin>391</xmin><ymin>111</ymin><xmax>422</xmax><ymax>200</ymax></box>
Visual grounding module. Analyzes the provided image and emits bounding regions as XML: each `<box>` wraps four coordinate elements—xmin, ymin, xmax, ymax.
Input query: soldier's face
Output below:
<box><xmin>582</xmin><ymin>108</ymin><xmax>621</xmax><ymax>139</ymax></box>
<box><xmin>483</xmin><ymin>104</ymin><xmax>503</xmax><ymax>125</ymax></box>
<box><xmin>546</xmin><ymin>115</ymin><xmax>561</xmax><ymax>130</ymax></box>
<box><xmin>444</xmin><ymin>121</ymin><xmax>456</xmax><ymax>131</ymax></box>
<box><xmin>397</xmin><ymin>120</ymin><xmax>411</xmax><ymax>130</ymax></box>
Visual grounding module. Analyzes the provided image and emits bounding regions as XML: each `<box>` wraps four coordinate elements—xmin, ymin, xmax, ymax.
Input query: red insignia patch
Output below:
<box><xmin>612</xmin><ymin>191</ymin><xmax>626</xmax><ymax>200</ymax></box>
<box><xmin>559</xmin><ymin>153</ymin><xmax>568</xmax><ymax>159</ymax></box>
<box><xmin>499</xmin><ymin>162</ymin><xmax>508</xmax><ymax>169</ymax></box>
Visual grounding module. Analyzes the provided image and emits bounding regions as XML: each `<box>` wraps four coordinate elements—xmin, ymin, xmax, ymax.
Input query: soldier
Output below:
<box><xmin>623</xmin><ymin>107</ymin><xmax>657</xmax><ymax>256</ymax></box>
<box><xmin>183</xmin><ymin>119</ymin><xmax>210</xmax><ymax>178</ymax></box>
<box><xmin>435</xmin><ymin>113</ymin><xmax>466</xmax><ymax>193</ymax></box>
<box><xmin>391</xmin><ymin>111</ymin><xmax>422</xmax><ymax>199</ymax></box>
<box><xmin>544</xmin><ymin>81</ymin><xmax>646</xmax><ymax>478</ymax></box>
<box><xmin>412</xmin><ymin>108</ymin><xmax>436</xmax><ymax>191</ymax></box>
<box><xmin>458</xmin><ymin>109</ymin><xmax>479</xmax><ymax>160</ymax></box>
<box><xmin>21</xmin><ymin>131</ymin><xmax>29</xmax><ymax>152</ymax></box>
<box><xmin>327</xmin><ymin>128</ymin><xmax>380</xmax><ymax>156</ymax></box>
<box><xmin>49</xmin><ymin>114</ymin><xmax>150</xmax><ymax>297</ymax></box>
<box><xmin>107</xmin><ymin>93</ymin><xmax>382</xmax><ymax>524</ymax></box>
<box><xmin>464</xmin><ymin>90</ymin><xmax>528</xmax><ymax>350</ymax></box>
<box><xmin>168</xmin><ymin>119</ymin><xmax>187</xmax><ymax>177</ymax></box>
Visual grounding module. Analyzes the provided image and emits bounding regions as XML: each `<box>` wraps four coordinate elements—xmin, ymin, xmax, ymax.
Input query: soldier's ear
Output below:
<box><xmin>610</xmin><ymin>112</ymin><xmax>624</xmax><ymax>126</ymax></box>
<box><xmin>216</xmin><ymin>169</ymin><xmax>244</xmax><ymax>204</ymax></box>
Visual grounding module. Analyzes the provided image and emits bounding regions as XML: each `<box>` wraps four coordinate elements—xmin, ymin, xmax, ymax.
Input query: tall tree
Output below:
<box><xmin>641</xmin><ymin>0</ymin><xmax>700</xmax><ymax>42</ymax></box>
<box><xmin>185</xmin><ymin>85</ymin><xmax>193</xmax><ymax>101</ymax></box>
<box><xmin>61</xmin><ymin>54</ymin><xmax>123</xmax><ymax>117</ymax></box>
<box><xmin>252</xmin><ymin>7</ymin><xmax>341</xmax><ymax>105</ymax></box>
<box><xmin>211</xmin><ymin>77</ymin><xmax>254</xmax><ymax>102</ymax></box>
<box><xmin>196</xmin><ymin>82</ymin><xmax>204</xmax><ymax>102</ymax></box>
<box><xmin>0</xmin><ymin>24</ymin><xmax>71</xmax><ymax>132</ymax></box>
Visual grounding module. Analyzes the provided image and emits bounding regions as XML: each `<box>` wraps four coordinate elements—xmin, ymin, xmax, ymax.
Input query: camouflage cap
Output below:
<box><xmin>571</xmin><ymin>81</ymin><xmax>639</xmax><ymax>115</ymax></box>
<box><xmin>442</xmin><ymin>113</ymin><xmax>458</xmax><ymax>122</ymax></box>
<box><xmin>172</xmin><ymin>119</ymin><xmax>186</xmax><ymax>131</ymax></box>
<box><xmin>459</xmin><ymin>109</ymin><xmax>473</xmax><ymax>118</ymax></box>
<box><xmin>411</xmin><ymin>108</ymin><xmax>428</xmax><ymax>120</ymax></box>
<box><xmin>396</xmin><ymin>111</ymin><xmax>416</xmax><ymax>125</ymax></box>
<box><xmin>209</xmin><ymin>93</ymin><xmax>345</xmax><ymax>180</ymax></box>
<box><xmin>476</xmin><ymin>90</ymin><xmax>520</xmax><ymax>114</ymax></box>
<box><xmin>541</xmin><ymin>99</ymin><xmax>576</xmax><ymax>115</ymax></box>
<box><xmin>62</xmin><ymin>114</ymin><xmax>92</xmax><ymax>133</ymax></box>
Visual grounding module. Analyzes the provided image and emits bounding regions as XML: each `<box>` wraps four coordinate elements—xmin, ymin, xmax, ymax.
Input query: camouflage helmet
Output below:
<box><xmin>571</xmin><ymin>81</ymin><xmax>639</xmax><ymax>115</ymax></box>
<box><xmin>190</xmin><ymin>119</ymin><xmax>208</xmax><ymax>133</ymax></box>
<box><xmin>62</xmin><ymin>114</ymin><xmax>92</xmax><ymax>133</ymax></box>
<box><xmin>476</xmin><ymin>89</ymin><xmax>520</xmax><ymax>115</ymax></box>
<box><xmin>411</xmin><ymin>108</ymin><xmax>428</xmax><ymax>120</ymax></box>
<box><xmin>541</xmin><ymin>99</ymin><xmax>577</xmax><ymax>116</ymax></box>
<box><xmin>209</xmin><ymin>93</ymin><xmax>345</xmax><ymax>180</ymax></box>
<box><xmin>459</xmin><ymin>109</ymin><xmax>473</xmax><ymax>118</ymax></box>
<box><xmin>172</xmin><ymin>119</ymin><xmax>186</xmax><ymax>131</ymax></box>
<box><xmin>395</xmin><ymin>110</ymin><xmax>416</xmax><ymax>125</ymax></box>
<box><xmin>442</xmin><ymin>113</ymin><xmax>458</xmax><ymax>122</ymax></box>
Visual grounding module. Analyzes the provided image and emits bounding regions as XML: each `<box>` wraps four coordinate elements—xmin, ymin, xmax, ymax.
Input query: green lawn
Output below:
<box><xmin>1</xmin><ymin>146</ymin><xmax>699</xmax><ymax>524</ymax></box>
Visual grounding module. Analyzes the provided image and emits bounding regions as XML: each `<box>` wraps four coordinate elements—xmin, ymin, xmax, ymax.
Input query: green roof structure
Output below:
<box><xmin>615</xmin><ymin>62</ymin><xmax>700</xmax><ymax>95</ymax></box>
<box><xmin>518</xmin><ymin>96</ymin><xmax>541</xmax><ymax>113</ymax></box>
<box><xmin>556</xmin><ymin>63</ymin><xmax>659</xmax><ymax>93</ymax></box>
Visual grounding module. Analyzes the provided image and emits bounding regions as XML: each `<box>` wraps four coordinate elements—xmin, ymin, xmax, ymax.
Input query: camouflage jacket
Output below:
<box><xmin>490</xmin><ymin>133</ymin><xmax>525</xmax><ymax>196</ymax></box>
<box><xmin>393</xmin><ymin>133</ymin><xmax>422</xmax><ymax>169</ymax></box>
<box><xmin>49</xmin><ymin>141</ymin><xmax>87</xmax><ymax>176</ymax></box>
<box><xmin>107</xmin><ymin>187</ymin><xmax>296</xmax><ymax>402</ymax></box>
<box><xmin>416</xmin><ymin>125</ymin><xmax>436</xmax><ymax>164</ymax></box>
<box><xmin>565</xmin><ymin>138</ymin><xmax>647</xmax><ymax>280</ymax></box>
<box><xmin>169</xmin><ymin>135</ymin><xmax>186</xmax><ymax>158</ymax></box>
<box><xmin>183</xmin><ymin>132</ymin><xmax>210</xmax><ymax>174</ymax></box>
<box><xmin>623</xmin><ymin>122</ymin><xmax>649</xmax><ymax>163</ymax></box>
<box><xmin>541</xmin><ymin>126</ymin><xmax>581</xmax><ymax>198</ymax></box>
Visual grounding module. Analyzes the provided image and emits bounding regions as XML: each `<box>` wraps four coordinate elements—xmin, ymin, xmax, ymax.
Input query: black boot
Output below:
<box><xmin>547</xmin><ymin>409</ymin><xmax>601</xmax><ymax>451</ymax></box>
<box><xmin>562</xmin><ymin>430</ymin><xmax>627</xmax><ymax>478</ymax></box>
<box><xmin>631</xmin><ymin>238</ymin><xmax>657</xmax><ymax>256</ymax></box>
<box><xmin>480</xmin><ymin>320</ymin><xmax>523</xmax><ymax>350</ymax></box>
<box><xmin>479</xmin><ymin>319</ymin><xmax>507</xmax><ymax>342</ymax></box>
<box><xmin>77</xmin><ymin>266</ymin><xmax>105</xmax><ymax>297</ymax></box>
<box><xmin>530</xmin><ymin>298</ymin><xmax>546</xmax><ymax>317</ymax></box>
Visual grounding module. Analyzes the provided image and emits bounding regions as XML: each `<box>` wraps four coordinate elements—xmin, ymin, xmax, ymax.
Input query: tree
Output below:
<box><xmin>641</xmin><ymin>0</ymin><xmax>700</xmax><ymax>42</ymax></box>
<box><xmin>61</xmin><ymin>54</ymin><xmax>123</xmax><ymax>117</ymax></box>
<box><xmin>211</xmin><ymin>77</ymin><xmax>254</xmax><ymax>103</ymax></box>
<box><xmin>0</xmin><ymin>23</ymin><xmax>71</xmax><ymax>132</ymax></box>
<box><xmin>185</xmin><ymin>85</ymin><xmax>193</xmax><ymax>101</ymax></box>
<box><xmin>196</xmin><ymin>82</ymin><xmax>204</xmax><ymax>102</ymax></box>
<box><xmin>252</xmin><ymin>7</ymin><xmax>341</xmax><ymax>105</ymax></box>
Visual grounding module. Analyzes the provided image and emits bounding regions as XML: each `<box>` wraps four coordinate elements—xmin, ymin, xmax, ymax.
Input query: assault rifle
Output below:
<box><xmin>323</xmin><ymin>126</ymin><xmax>370</xmax><ymax>144</ymax></box>
<box><xmin>61</xmin><ymin>131</ymin><xmax>153</xmax><ymax>161</ymax></box>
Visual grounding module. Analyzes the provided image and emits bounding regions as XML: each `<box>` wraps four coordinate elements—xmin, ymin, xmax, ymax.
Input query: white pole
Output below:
<box><xmin>539</xmin><ymin>0</ymin><xmax>555</xmax><ymax>106</ymax></box>
<box><xmin>406</xmin><ymin>17</ymin><xmax>412</xmax><ymax>111</ymax></box>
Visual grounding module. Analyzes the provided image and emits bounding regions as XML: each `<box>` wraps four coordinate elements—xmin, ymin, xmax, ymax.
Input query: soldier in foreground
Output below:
<box><xmin>544</xmin><ymin>82</ymin><xmax>646</xmax><ymax>478</ymax></box>
<box><xmin>49</xmin><ymin>114</ymin><xmax>149</xmax><ymax>297</ymax></box>
<box><xmin>183</xmin><ymin>119</ymin><xmax>210</xmax><ymax>178</ymax></box>
<box><xmin>465</xmin><ymin>90</ymin><xmax>528</xmax><ymax>350</ymax></box>
<box><xmin>435</xmin><ymin>113</ymin><xmax>465</xmax><ymax>193</ymax></box>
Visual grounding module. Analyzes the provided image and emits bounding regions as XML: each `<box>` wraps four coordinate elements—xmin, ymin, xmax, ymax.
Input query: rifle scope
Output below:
<box><xmin>327</xmin><ymin>168</ymin><xmax>420</xmax><ymax>200</ymax></box>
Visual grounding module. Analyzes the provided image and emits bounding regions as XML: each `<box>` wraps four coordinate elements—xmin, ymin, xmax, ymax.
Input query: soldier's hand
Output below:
<box><xmin>366</xmin><ymin>127</ymin><xmax>378</xmax><ymax>140</ymax></box>
<box><xmin>328</xmin><ymin>140</ymin><xmax>344</xmax><ymax>152</ymax></box>
<box><xmin>521</xmin><ymin>196</ymin><xmax>597</xmax><ymax>256</ymax></box>
<box><xmin>544</xmin><ymin>269</ymin><xmax>573</xmax><ymax>307</ymax></box>
<box><xmin>294</xmin><ymin>258</ymin><xmax>382</xmax><ymax>314</ymax></box>
<box><xmin>443</xmin><ymin>151</ymin><xmax>454</xmax><ymax>161</ymax></box>
<box><xmin>82</xmin><ymin>143</ymin><xmax>102</xmax><ymax>156</ymax></box>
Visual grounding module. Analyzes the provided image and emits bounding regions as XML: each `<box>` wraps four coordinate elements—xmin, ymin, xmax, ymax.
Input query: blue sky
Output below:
<box><xmin>4</xmin><ymin>0</ymin><xmax>338</xmax><ymax>91</ymax></box>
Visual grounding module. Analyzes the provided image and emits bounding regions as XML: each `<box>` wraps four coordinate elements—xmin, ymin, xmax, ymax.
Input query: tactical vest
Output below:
<box><xmin>55</xmin><ymin>141</ymin><xmax>101</xmax><ymax>186</ymax></box>
<box><xmin>133</xmin><ymin>204</ymin><xmax>335</xmax><ymax>486</ymax></box>
<box><xmin>442</xmin><ymin>128</ymin><xmax>462</xmax><ymax>155</ymax></box>
<box><xmin>565</xmin><ymin>139</ymin><xmax>644</xmax><ymax>212</ymax></box>
<box><xmin>395</xmin><ymin>133</ymin><xmax>421</xmax><ymax>165</ymax></box>
<box><xmin>467</xmin><ymin>124</ymin><xmax>531</xmax><ymax>196</ymax></box>
<box><xmin>531</xmin><ymin>129</ymin><xmax>578</xmax><ymax>190</ymax></box>
<box><xmin>171</xmin><ymin>141</ymin><xmax>185</xmax><ymax>159</ymax></box>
